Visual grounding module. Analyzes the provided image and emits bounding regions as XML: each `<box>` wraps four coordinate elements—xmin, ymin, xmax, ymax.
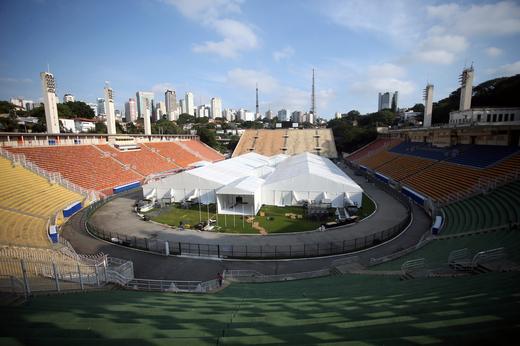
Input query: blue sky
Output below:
<box><xmin>1</xmin><ymin>0</ymin><xmax>520</xmax><ymax>118</ymax></box>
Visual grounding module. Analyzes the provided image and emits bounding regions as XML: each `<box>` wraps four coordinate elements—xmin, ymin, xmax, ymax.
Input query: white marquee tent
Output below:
<box><xmin>142</xmin><ymin>152</ymin><xmax>363</xmax><ymax>215</ymax></box>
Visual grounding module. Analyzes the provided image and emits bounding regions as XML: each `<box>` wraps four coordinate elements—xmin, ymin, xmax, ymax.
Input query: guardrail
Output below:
<box><xmin>223</xmin><ymin>268</ymin><xmax>331</xmax><ymax>283</ymax></box>
<box><xmin>125</xmin><ymin>278</ymin><xmax>220</xmax><ymax>292</ymax></box>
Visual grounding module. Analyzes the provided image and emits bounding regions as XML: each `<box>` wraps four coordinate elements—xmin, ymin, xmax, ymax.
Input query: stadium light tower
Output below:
<box><xmin>423</xmin><ymin>84</ymin><xmax>434</xmax><ymax>128</ymax></box>
<box><xmin>459</xmin><ymin>65</ymin><xmax>474</xmax><ymax>111</ymax></box>
<box><xmin>310</xmin><ymin>68</ymin><xmax>316</xmax><ymax>118</ymax></box>
<box><xmin>255</xmin><ymin>82</ymin><xmax>260</xmax><ymax>119</ymax></box>
<box><xmin>104</xmin><ymin>82</ymin><xmax>116</xmax><ymax>135</ymax></box>
<box><xmin>144</xmin><ymin>98</ymin><xmax>152</xmax><ymax>135</ymax></box>
<box><xmin>40</xmin><ymin>71</ymin><xmax>60</xmax><ymax>133</ymax></box>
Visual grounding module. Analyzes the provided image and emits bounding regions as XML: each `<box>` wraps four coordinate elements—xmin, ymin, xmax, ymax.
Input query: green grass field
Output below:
<box><xmin>149</xmin><ymin>193</ymin><xmax>375</xmax><ymax>235</ymax></box>
<box><xmin>2</xmin><ymin>272</ymin><xmax>519</xmax><ymax>345</ymax></box>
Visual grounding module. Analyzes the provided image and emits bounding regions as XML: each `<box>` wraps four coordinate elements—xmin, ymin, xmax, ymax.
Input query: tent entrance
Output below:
<box><xmin>217</xmin><ymin>194</ymin><xmax>256</xmax><ymax>215</ymax></box>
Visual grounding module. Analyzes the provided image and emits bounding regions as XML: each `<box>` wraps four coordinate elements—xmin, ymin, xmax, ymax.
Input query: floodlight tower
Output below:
<box><xmin>40</xmin><ymin>72</ymin><xmax>60</xmax><ymax>133</ymax></box>
<box><xmin>104</xmin><ymin>82</ymin><xmax>116</xmax><ymax>135</ymax></box>
<box><xmin>310</xmin><ymin>68</ymin><xmax>316</xmax><ymax>117</ymax></box>
<box><xmin>459</xmin><ymin>65</ymin><xmax>474</xmax><ymax>111</ymax></box>
<box><xmin>423</xmin><ymin>84</ymin><xmax>434</xmax><ymax>128</ymax></box>
<box><xmin>144</xmin><ymin>98</ymin><xmax>152</xmax><ymax>135</ymax></box>
<box><xmin>255</xmin><ymin>83</ymin><xmax>260</xmax><ymax>119</ymax></box>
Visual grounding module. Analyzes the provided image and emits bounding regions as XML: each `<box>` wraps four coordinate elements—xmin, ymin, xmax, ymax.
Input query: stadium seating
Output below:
<box><xmin>357</xmin><ymin>150</ymin><xmax>398</xmax><ymax>169</ymax></box>
<box><xmin>1</xmin><ymin>271</ymin><xmax>518</xmax><ymax>344</ymax></box>
<box><xmin>144</xmin><ymin>142</ymin><xmax>202</xmax><ymax>167</ymax></box>
<box><xmin>375</xmin><ymin>155</ymin><xmax>437</xmax><ymax>182</ymax></box>
<box><xmin>6</xmin><ymin>146</ymin><xmax>142</xmax><ymax>193</ymax></box>
<box><xmin>96</xmin><ymin>144</ymin><xmax>180</xmax><ymax>176</ymax></box>
<box><xmin>0</xmin><ymin>157</ymin><xmax>84</xmax><ymax>247</ymax></box>
<box><xmin>446</xmin><ymin>145</ymin><xmax>520</xmax><ymax>168</ymax></box>
<box><xmin>390</xmin><ymin>141</ymin><xmax>451</xmax><ymax>161</ymax></box>
<box><xmin>233</xmin><ymin>129</ymin><xmax>338</xmax><ymax>158</ymax></box>
<box><xmin>178</xmin><ymin>140</ymin><xmax>225</xmax><ymax>162</ymax></box>
<box><xmin>441</xmin><ymin>181</ymin><xmax>520</xmax><ymax>235</ymax></box>
<box><xmin>347</xmin><ymin>138</ymin><xmax>401</xmax><ymax>162</ymax></box>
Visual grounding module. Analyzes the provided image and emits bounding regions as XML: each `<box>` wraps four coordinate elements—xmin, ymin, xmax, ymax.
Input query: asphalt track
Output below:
<box><xmin>63</xmin><ymin>167</ymin><xmax>431</xmax><ymax>281</ymax></box>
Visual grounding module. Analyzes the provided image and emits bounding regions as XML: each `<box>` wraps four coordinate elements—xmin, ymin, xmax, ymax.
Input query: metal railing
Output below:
<box><xmin>82</xmin><ymin>182</ymin><xmax>413</xmax><ymax>260</ymax></box>
<box><xmin>124</xmin><ymin>278</ymin><xmax>220</xmax><ymax>293</ymax></box>
<box><xmin>223</xmin><ymin>268</ymin><xmax>331</xmax><ymax>283</ymax></box>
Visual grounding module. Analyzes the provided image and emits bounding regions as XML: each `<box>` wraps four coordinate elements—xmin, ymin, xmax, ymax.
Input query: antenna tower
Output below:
<box><xmin>311</xmin><ymin>68</ymin><xmax>316</xmax><ymax>116</ymax></box>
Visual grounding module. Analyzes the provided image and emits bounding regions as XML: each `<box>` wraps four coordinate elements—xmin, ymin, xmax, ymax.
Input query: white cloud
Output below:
<box><xmin>273</xmin><ymin>46</ymin><xmax>294</xmax><ymax>62</ymax></box>
<box><xmin>414</xmin><ymin>35</ymin><xmax>468</xmax><ymax>65</ymax></box>
<box><xmin>164</xmin><ymin>0</ymin><xmax>257</xmax><ymax>58</ymax></box>
<box><xmin>427</xmin><ymin>1</ymin><xmax>520</xmax><ymax>36</ymax></box>
<box><xmin>351</xmin><ymin>63</ymin><xmax>415</xmax><ymax>96</ymax></box>
<box><xmin>488</xmin><ymin>60</ymin><xmax>520</xmax><ymax>77</ymax></box>
<box><xmin>226</xmin><ymin>68</ymin><xmax>279</xmax><ymax>92</ymax></box>
<box><xmin>323</xmin><ymin>0</ymin><xmax>422</xmax><ymax>41</ymax></box>
<box><xmin>193</xmin><ymin>19</ymin><xmax>258</xmax><ymax>58</ymax></box>
<box><xmin>486</xmin><ymin>47</ymin><xmax>503</xmax><ymax>58</ymax></box>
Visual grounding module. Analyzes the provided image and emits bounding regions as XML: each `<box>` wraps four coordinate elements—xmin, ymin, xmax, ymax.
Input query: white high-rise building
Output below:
<box><xmin>144</xmin><ymin>98</ymin><xmax>152</xmax><ymax>135</ymax></box>
<box><xmin>165</xmin><ymin>89</ymin><xmax>177</xmax><ymax>121</ymax></box>
<box><xmin>97</xmin><ymin>98</ymin><xmax>105</xmax><ymax>116</ymax></box>
<box><xmin>459</xmin><ymin>66</ymin><xmax>474</xmax><ymax>111</ymax></box>
<box><xmin>223</xmin><ymin>108</ymin><xmax>234</xmax><ymax>121</ymax></box>
<box><xmin>24</xmin><ymin>100</ymin><xmax>34</xmax><ymax>111</ymax></box>
<box><xmin>156</xmin><ymin>101</ymin><xmax>166</xmax><ymax>120</ymax></box>
<box><xmin>210</xmin><ymin>97</ymin><xmax>222</xmax><ymax>119</ymax></box>
<box><xmin>185</xmin><ymin>92</ymin><xmax>194</xmax><ymax>116</ymax></box>
<box><xmin>125</xmin><ymin>98</ymin><xmax>137</xmax><ymax>123</ymax></box>
<box><xmin>423</xmin><ymin>84</ymin><xmax>434</xmax><ymax>128</ymax></box>
<box><xmin>335</xmin><ymin>112</ymin><xmax>341</xmax><ymax>119</ymax></box>
<box><xmin>265</xmin><ymin>109</ymin><xmax>273</xmax><ymax>120</ymax></box>
<box><xmin>40</xmin><ymin>72</ymin><xmax>60</xmax><ymax>133</ymax></box>
<box><xmin>104</xmin><ymin>85</ymin><xmax>116</xmax><ymax>135</ymax></box>
<box><xmin>63</xmin><ymin>94</ymin><xmax>75</xmax><ymax>103</ymax></box>
<box><xmin>136</xmin><ymin>91</ymin><xmax>154</xmax><ymax>119</ymax></box>
<box><xmin>179</xmin><ymin>99</ymin><xmax>186</xmax><ymax>114</ymax></box>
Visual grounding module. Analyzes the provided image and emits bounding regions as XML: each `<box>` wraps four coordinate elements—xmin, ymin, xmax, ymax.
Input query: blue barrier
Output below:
<box><xmin>359</xmin><ymin>165</ymin><xmax>367</xmax><ymax>171</ymax></box>
<box><xmin>401</xmin><ymin>186</ymin><xmax>426</xmax><ymax>205</ymax></box>
<box><xmin>113</xmin><ymin>181</ymin><xmax>140</xmax><ymax>194</ymax></box>
<box><xmin>374</xmin><ymin>172</ymin><xmax>389</xmax><ymax>184</ymax></box>
<box><xmin>48</xmin><ymin>225</ymin><xmax>59</xmax><ymax>243</ymax></box>
<box><xmin>63</xmin><ymin>201</ymin><xmax>82</xmax><ymax>217</ymax></box>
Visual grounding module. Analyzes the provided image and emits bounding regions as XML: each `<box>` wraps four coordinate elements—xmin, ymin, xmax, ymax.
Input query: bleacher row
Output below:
<box><xmin>5</xmin><ymin>140</ymin><xmax>224</xmax><ymax>194</ymax></box>
<box><xmin>233</xmin><ymin>129</ymin><xmax>338</xmax><ymax>158</ymax></box>
<box><xmin>348</xmin><ymin>138</ymin><xmax>520</xmax><ymax>203</ymax></box>
<box><xmin>0</xmin><ymin>157</ymin><xmax>84</xmax><ymax>248</ymax></box>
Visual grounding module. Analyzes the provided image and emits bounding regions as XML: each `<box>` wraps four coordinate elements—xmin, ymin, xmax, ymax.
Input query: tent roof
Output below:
<box><xmin>217</xmin><ymin>176</ymin><xmax>265</xmax><ymax>195</ymax></box>
<box><xmin>263</xmin><ymin>152</ymin><xmax>362</xmax><ymax>191</ymax></box>
<box><xmin>186</xmin><ymin>152</ymin><xmax>276</xmax><ymax>186</ymax></box>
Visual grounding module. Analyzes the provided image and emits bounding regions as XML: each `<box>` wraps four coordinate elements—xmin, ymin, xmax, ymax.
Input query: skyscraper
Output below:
<box><xmin>185</xmin><ymin>92</ymin><xmax>194</xmax><ymax>116</ymax></box>
<box><xmin>156</xmin><ymin>101</ymin><xmax>166</xmax><ymax>120</ymax></box>
<box><xmin>125</xmin><ymin>98</ymin><xmax>137</xmax><ymax>123</ymax></box>
<box><xmin>278</xmin><ymin>109</ymin><xmax>288</xmax><ymax>121</ymax></box>
<box><xmin>210</xmin><ymin>97</ymin><xmax>222</xmax><ymax>119</ymax></box>
<box><xmin>391</xmin><ymin>91</ymin><xmax>399</xmax><ymax>112</ymax></box>
<box><xmin>104</xmin><ymin>84</ymin><xmax>116</xmax><ymax>135</ymax></box>
<box><xmin>136</xmin><ymin>91</ymin><xmax>154</xmax><ymax>119</ymax></box>
<box><xmin>165</xmin><ymin>89</ymin><xmax>177</xmax><ymax>121</ymax></box>
<box><xmin>97</xmin><ymin>98</ymin><xmax>105</xmax><ymax>116</ymax></box>
<box><xmin>378</xmin><ymin>92</ymin><xmax>392</xmax><ymax>111</ymax></box>
<box><xmin>179</xmin><ymin>99</ymin><xmax>186</xmax><ymax>114</ymax></box>
<box><xmin>40</xmin><ymin>72</ymin><xmax>60</xmax><ymax>133</ymax></box>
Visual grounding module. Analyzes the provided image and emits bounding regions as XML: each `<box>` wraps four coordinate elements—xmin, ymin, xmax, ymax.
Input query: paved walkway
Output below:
<box><xmin>89</xmin><ymin>167</ymin><xmax>407</xmax><ymax>247</ymax></box>
<box><xmin>63</xmin><ymin>167</ymin><xmax>432</xmax><ymax>281</ymax></box>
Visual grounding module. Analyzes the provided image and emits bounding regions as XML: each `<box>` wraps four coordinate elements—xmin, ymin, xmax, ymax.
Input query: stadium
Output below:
<box><xmin>2</xmin><ymin>72</ymin><xmax>520</xmax><ymax>343</ymax></box>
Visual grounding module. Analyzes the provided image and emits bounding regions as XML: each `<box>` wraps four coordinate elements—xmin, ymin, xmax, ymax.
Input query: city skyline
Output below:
<box><xmin>1</xmin><ymin>0</ymin><xmax>520</xmax><ymax>117</ymax></box>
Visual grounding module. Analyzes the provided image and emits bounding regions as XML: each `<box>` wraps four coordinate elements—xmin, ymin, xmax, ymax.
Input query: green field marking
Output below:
<box><xmin>401</xmin><ymin>335</ymin><xmax>442</xmax><ymax>345</ymax></box>
<box><xmin>412</xmin><ymin>315</ymin><xmax>501</xmax><ymax>329</ymax></box>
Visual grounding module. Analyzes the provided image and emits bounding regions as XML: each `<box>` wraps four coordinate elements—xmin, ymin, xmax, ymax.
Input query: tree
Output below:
<box><xmin>347</xmin><ymin>110</ymin><xmax>360</xmax><ymax>117</ymax></box>
<box><xmin>57</xmin><ymin>103</ymin><xmax>73</xmax><ymax>118</ymax></box>
<box><xmin>177</xmin><ymin>113</ymin><xmax>196</xmax><ymax>125</ymax></box>
<box><xmin>89</xmin><ymin>122</ymin><xmax>107</xmax><ymax>134</ymax></box>
<box><xmin>65</xmin><ymin>101</ymin><xmax>95</xmax><ymax>118</ymax></box>
<box><xmin>411</xmin><ymin>103</ymin><xmax>425</xmax><ymax>113</ymax></box>
<box><xmin>197</xmin><ymin>127</ymin><xmax>218</xmax><ymax>149</ymax></box>
<box><xmin>152</xmin><ymin>119</ymin><xmax>181</xmax><ymax>134</ymax></box>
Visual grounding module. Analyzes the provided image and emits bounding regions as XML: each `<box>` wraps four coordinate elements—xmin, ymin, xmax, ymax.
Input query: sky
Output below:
<box><xmin>0</xmin><ymin>0</ymin><xmax>519</xmax><ymax>118</ymax></box>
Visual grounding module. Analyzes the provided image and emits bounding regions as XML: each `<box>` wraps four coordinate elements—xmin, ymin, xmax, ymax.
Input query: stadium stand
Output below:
<box><xmin>0</xmin><ymin>157</ymin><xmax>84</xmax><ymax>247</ymax></box>
<box><xmin>441</xmin><ymin>181</ymin><xmax>520</xmax><ymax>235</ymax></box>
<box><xmin>177</xmin><ymin>139</ymin><xmax>225</xmax><ymax>162</ymax></box>
<box><xmin>144</xmin><ymin>142</ymin><xmax>203</xmax><ymax>167</ymax></box>
<box><xmin>357</xmin><ymin>150</ymin><xmax>398</xmax><ymax>169</ymax></box>
<box><xmin>347</xmin><ymin>138</ymin><xmax>401</xmax><ymax>162</ymax></box>
<box><xmin>375</xmin><ymin>155</ymin><xmax>437</xmax><ymax>182</ymax></box>
<box><xmin>5</xmin><ymin>145</ymin><xmax>142</xmax><ymax>194</ymax></box>
<box><xmin>233</xmin><ymin>129</ymin><xmax>338</xmax><ymax>158</ymax></box>
<box><xmin>1</xmin><ymin>272</ymin><xmax>518</xmax><ymax>344</ymax></box>
<box><xmin>95</xmin><ymin>144</ymin><xmax>180</xmax><ymax>176</ymax></box>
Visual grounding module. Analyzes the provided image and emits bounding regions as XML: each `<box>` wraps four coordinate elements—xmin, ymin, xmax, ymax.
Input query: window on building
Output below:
<box><xmin>499</xmin><ymin>114</ymin><xmax>503</xmax><ymax>122</ymax></box>
<box><xmin>504</xmin><ymin>114</ymin><xmax>509</xmax><ymax>122</ymax></box>
<box><xmin>487</xmin><ymin>114</ymin><xmax>491</xmax><ymax>122</ymax></box>
<box><xmin>493</xmin><ymin>114</ymin><xmax>497</xmax><ymax>122</ymax></box>
<box><xmin>477</xmin><ymin>114</ymin><xmax>481</xmax><ymax>122</ymax></box>
<box><xmin>511</xmin><ymin>114</ymin><xmax>515</xmax><ymax>121</ymax></box>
